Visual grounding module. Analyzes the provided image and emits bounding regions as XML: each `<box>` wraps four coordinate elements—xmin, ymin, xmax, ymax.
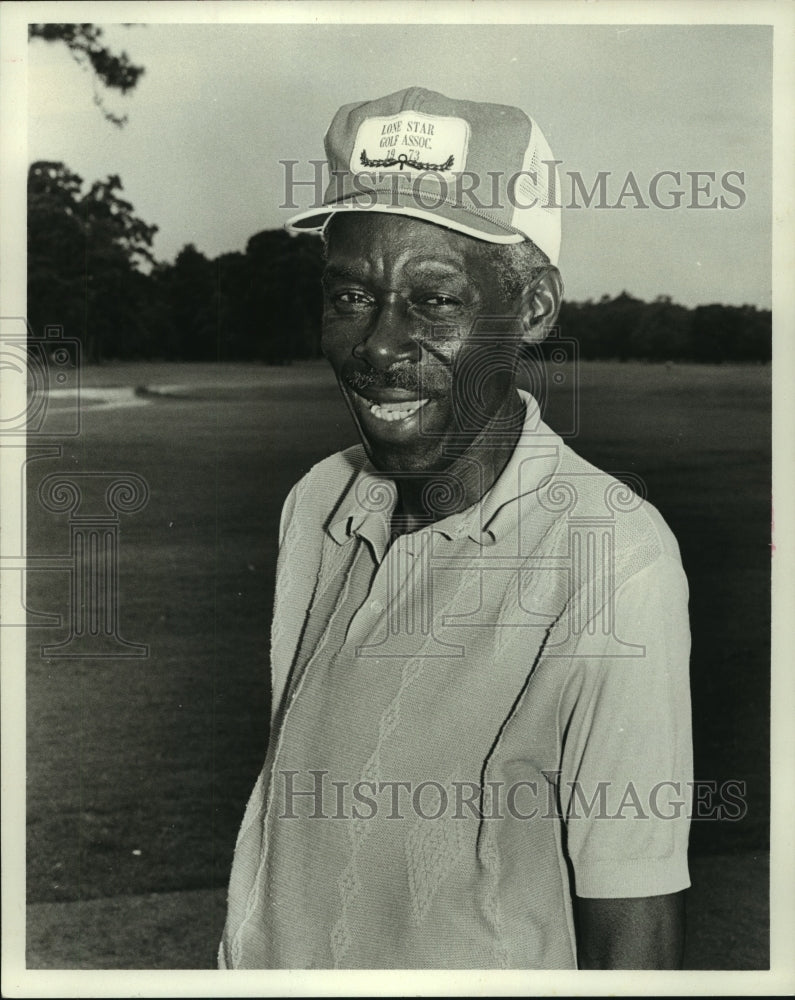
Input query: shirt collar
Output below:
<box><xmin>326</xmin><ymin>469</ymin><xmax>397</xmax><ymax>557</ymax></box>
<box><xmin>327</xmin><ymin>389</ymin><xmax>562</xmax><ymax>551</ymax></box>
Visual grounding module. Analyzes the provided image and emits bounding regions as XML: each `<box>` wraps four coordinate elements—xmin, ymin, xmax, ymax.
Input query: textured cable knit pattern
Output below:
<box><xmin>330</xmin><ymin>560</ymin><xmax>480</xmax><ymax>966</ymax></box>
<box><xmin>405</xmin><ymin>772</ymin><xmax>465</xmax><ymax>926</ymax></box>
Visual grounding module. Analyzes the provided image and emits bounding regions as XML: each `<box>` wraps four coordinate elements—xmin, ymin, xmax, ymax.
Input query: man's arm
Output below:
<box><xmin>574</xmin><ymin>891</ymin><xmax>686</xmax><ymax>969</ymax></box>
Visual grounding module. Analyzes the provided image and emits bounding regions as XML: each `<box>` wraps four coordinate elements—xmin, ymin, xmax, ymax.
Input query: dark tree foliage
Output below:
<box><xmin>153</xmin><ymin>244</ymin><xmax>218</xmax><ymax>361</ymax></box>
<box><xmin>556</xmin><ymin>293</ymin><xmax>770</xmax><ymax>364</ymax></box>
<box><xmin>139</xmin><ymin>233</ymin><xmax>324</xmax><ymax>363</ymax></box>
<box><xmin>28</xmin><ymin>161</ymin><xmax>158</xmax><ymax>362</ymax></box>
<box><xmin>242</xmin><ymin>231</ymin><xmax>324</xmax><ymax>364</ymax></box>
<box><xmin>29</xmin><ymin>23</ymin><xmax>144</xmax><ymax>126</ymax></box>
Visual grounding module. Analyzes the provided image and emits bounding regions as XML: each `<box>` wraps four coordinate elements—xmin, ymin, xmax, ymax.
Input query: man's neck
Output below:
<box><xmin>389</xmin><ymin>393</ymin><xmax>526</xmax><ymax>538</ymax></box>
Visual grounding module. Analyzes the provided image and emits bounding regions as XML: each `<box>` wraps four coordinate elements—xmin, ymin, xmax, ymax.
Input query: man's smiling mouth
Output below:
<box><xmin>366</xmin><ymin>398</ymin><xmax>429</xmax><ymax>423</ymax></box>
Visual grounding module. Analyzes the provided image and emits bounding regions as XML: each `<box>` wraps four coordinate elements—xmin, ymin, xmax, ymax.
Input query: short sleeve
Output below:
<box><xmin>278</xmin><ymin>481</ymin><xmax>299</xmax><ymax>547</ymax></box>
<box><xmin>558</xmin><ymin>552</ymin><xmax>693</xmax><ymax>898</ymax></box>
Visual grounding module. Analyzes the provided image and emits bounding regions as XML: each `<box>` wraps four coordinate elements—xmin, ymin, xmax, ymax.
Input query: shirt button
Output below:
<box><xmin>369</xmin><ymin>600</ymin><xmax>384</xmax><ymax>614</ymax></box>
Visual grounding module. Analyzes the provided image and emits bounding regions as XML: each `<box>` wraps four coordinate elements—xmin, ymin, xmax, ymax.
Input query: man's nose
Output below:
<box><xmin>353</xmin><ymin>294</ymin><xmax>420</xmax><ymax>370</ymax></box>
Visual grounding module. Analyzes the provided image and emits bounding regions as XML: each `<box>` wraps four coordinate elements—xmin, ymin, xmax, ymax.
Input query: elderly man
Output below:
<box><xmin>220</xmin><ymin>88</ymin><xmax>692</xmax><ymax>970</ymax></box>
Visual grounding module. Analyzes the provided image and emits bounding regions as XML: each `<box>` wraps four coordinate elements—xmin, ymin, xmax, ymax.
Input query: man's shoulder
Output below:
<box><xmin>285</xmin><ymin>444</ymin><xmax>368</xmax><ymax>517</ymax></box>
<box><xmin>552</xmin><ymin>439</ymin><xmax>682</xmax><ymax>566</ymax></box>
<box><xmin>295</xmin><ymin>443</ymin><xmax>367</xmax><ymax>487</ymax></box>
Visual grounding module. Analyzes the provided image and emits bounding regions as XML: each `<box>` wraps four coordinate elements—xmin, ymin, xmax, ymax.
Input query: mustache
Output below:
<box><xmin>344</xmin><ymin>364</ymin><xmax>428</xmax><ymax>393</ymax></box>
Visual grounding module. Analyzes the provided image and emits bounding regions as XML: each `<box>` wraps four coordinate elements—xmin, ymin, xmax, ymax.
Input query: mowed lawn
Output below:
<box><xmin>25</xmin><ymin>360</ymin><xmax>771</xmax><ymax>910</ymax></box>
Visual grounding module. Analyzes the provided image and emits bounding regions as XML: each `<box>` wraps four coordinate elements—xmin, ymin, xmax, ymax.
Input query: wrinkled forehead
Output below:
<box><xmin>323</xmin><ymin>211</ymin><xmax>494</xmax><ymax>273</ymax></box>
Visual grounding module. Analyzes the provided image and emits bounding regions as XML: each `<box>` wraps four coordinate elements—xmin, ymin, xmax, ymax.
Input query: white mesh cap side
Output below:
<box><xmin>511</xmin><ymin>120</ymin><xmax>561</xmax><ymax>265</ymax></box>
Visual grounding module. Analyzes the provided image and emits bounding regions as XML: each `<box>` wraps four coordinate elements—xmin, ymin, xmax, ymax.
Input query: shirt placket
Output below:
<box><xmin>344</xmin><ymin>530</ymin><xmax>418</xmax><ymax>655</ymax></box>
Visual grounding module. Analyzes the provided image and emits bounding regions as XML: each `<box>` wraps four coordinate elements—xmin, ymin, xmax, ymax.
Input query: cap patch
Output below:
<box><xmin>350</xmin><ymin>111</ymin><xmax>469</xmax><ymax>175</ymax></box>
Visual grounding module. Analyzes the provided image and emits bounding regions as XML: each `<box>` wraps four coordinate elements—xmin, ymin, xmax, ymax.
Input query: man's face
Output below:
<box><xmin>321</xmin><ymin>213</ymin><xmax>527</xmax><ymax>475</ymax></box>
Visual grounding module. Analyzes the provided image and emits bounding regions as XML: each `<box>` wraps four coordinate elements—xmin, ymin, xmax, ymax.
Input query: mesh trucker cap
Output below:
<box><xmin>286</xmin><ymin>86</ymin><xmax>561</xmax><ymax>265</ymax></box>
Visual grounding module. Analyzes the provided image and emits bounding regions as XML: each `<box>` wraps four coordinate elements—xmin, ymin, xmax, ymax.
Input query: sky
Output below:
<box><xmin>25</xmin><ymin>11</ymin><xmax>774</xmax><ymax>308</ymax></box>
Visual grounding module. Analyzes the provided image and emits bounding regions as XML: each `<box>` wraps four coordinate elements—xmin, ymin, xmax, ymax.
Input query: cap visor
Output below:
<box><xmin>286</xmin><ymin>191</ymin><xmax>525</xmax><ymax>245</ymax></box>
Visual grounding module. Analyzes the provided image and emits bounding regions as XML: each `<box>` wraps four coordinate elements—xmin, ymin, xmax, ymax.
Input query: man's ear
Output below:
<box><xmin>519</xmin><ymin>266</ymin><xmax>564</xmax><ymax>345</ymax></box>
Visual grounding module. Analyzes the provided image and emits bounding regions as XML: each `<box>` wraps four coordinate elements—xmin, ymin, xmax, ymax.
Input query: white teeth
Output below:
<box><xmin>368</xmin><ymin>399</ymin><xmax>428</xmax><ymax>422</ymax></box>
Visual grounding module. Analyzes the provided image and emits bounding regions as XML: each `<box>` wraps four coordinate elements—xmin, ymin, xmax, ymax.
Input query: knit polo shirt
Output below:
<box><xmin>219</xmin><ymin>390</ymin><xmax>693</xmax><ymax>969</ymax></box>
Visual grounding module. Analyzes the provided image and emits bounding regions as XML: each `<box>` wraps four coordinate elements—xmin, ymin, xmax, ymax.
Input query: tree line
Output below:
<box><xmin>27</xmin><ymin>161</ymin><xmax>771</xmax><ymax>365</ymax></box>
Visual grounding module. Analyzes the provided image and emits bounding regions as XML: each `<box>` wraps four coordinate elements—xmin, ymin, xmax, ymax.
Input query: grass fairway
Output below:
<box><xmin>26</xmin><ymin>360</ymin><xmax>770</xmax><ymax>907</ymax></box>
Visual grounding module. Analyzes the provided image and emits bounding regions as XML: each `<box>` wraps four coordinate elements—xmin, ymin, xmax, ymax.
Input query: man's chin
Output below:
<box><xmin>347</xmin><ymin>393</ymin><xmax>433</xmax><ymax>467</ymax></box>
<box><xmin>360</xmin><ymin>438</ymin><xmax>443</xmax><ymax>477</ymax></box>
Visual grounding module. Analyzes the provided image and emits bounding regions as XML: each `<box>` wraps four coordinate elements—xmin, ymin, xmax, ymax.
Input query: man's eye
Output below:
<box><xmin>416</xmin><ymin>295</ymin><xmax>462</xmax><ymax>312</ymax></box>
<box><xmin>331</xmin><ymin>290</ymin><xmax>373</xmax><ymax>311</ymax></box>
